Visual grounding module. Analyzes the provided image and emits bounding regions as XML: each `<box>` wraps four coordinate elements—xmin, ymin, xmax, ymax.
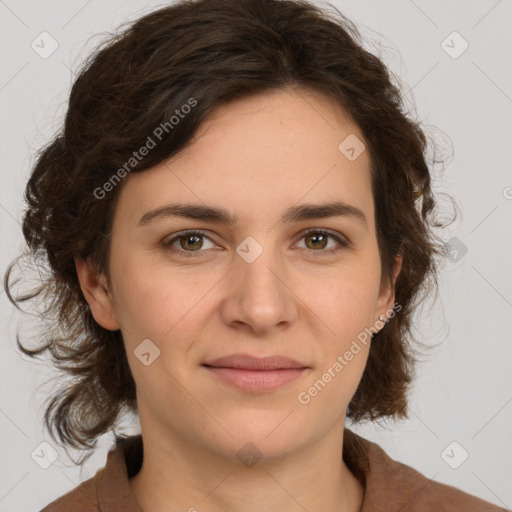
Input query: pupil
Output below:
<box><xmin>184</xmin><ymin>235</ymin><xmax>201</xmax><ymax>250</ymax></box>
<box><xmin>309</xmin><ymin>233</ymin><xmax>326</xmax><ymax>249</ymax></box>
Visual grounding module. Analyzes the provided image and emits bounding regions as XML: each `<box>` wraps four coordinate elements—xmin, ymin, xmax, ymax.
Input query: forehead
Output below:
<box><xmin>113</xmin><ymin>87</ymin><xmax>374</xmax><ymax>231</ymax></box>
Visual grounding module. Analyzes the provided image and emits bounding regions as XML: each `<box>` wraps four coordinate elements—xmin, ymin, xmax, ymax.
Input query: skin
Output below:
<box><xmin>75</xmin><ymin>86</ymin><xmax>402</xmax><ymax>512</ymax></box>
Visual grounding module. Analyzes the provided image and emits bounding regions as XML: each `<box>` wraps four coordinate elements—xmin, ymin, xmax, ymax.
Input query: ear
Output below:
<box><xmin>376</xmin><ymin>252</ymin><xmax>403</xmax><ymax>318</ymax></box>
<box><xmin>74</xmin><ymin>256</ymin><xmax>120</xmax><ymax>331</ymax></box>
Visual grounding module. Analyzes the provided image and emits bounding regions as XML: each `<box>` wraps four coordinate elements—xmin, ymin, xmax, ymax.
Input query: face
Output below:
<box><xmin>76</xmin><ymin>87</ymin><xmax>400</xmax><ymax>461</ymax></box>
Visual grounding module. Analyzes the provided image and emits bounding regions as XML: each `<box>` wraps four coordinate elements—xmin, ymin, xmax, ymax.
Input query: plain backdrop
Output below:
<box><xmin>1</xmin><ymin>1</ymin><xmax>511</xmax><ymax>510</ymax></box>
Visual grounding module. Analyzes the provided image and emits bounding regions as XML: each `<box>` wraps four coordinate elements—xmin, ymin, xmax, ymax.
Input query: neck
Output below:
<box><xmin>128</xmin><ymin>424</ymin><xmax>364</xmax><ymax>512</ymax></box>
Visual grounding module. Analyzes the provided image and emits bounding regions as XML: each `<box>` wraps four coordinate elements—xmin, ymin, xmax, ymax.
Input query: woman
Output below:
<box><xmin>4</xmin><ymin>0</ymin><xmax>507</xmax><ymax>510</ymax></box>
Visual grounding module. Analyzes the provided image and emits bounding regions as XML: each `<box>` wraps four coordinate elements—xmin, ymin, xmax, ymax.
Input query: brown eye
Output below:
<box><xmin>304</xmin><ymin>231</ymin><xmax>329</xmax><ymax>250</ymax></box>
<box><xmin>163</xmin><ymin>230</ymin><xmax>215</xmax><ymax>257</ymax></box>
<box><xmin>297</xmin><ymin>229</ymin><xmax>349</xmax><ymax>256</ymax></box>
<box><xmin>179</xmin><ymin>234</ymin><xmax>203</xmax><ymax>251</ymax></box>
<box><xmin>163</xmin><ymin>228</ymin><xmax>349</xmax><ymax>259</ymax></box>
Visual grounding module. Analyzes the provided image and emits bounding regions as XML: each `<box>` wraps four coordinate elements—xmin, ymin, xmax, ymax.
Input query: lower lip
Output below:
<box><xmin>202</xmin><ymin>366</ymin><xmax>307</xmax><ymax>392</ymax></box>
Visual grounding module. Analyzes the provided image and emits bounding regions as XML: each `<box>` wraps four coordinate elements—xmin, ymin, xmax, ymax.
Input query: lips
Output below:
<box><xmin>202</xmin><ymin>353</ymin><xmax>308</xmax><ymax>370</ymax></box>
<box><xmin>202</xmin><ymin>354</ymin><xmax>309</xmax><ymax>392</ymax></box>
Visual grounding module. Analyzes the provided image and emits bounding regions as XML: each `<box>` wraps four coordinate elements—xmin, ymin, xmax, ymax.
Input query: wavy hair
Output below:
<box><xmin>4</xmin><ymin>0</ymin><xmax>453</xmax><ymax>462</ymax></box>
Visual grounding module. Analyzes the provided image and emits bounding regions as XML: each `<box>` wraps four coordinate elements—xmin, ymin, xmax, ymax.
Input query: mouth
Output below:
<box><xmin>201</xmin><ymin>354</ymin><xmax>309</xmax><ymax>393</ymax></box>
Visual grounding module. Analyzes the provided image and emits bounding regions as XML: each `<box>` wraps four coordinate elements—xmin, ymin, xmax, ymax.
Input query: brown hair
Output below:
<box><xmin>4</xmin><ymin>0</ymin><xmax>453</xmax><ymax>462</ymax></box>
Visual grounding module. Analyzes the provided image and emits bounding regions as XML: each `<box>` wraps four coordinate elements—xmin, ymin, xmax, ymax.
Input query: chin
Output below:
<box><xmin>208</xmin><ymin>416</ymin><xmax>311</xmax><ymax>458</ymax></box>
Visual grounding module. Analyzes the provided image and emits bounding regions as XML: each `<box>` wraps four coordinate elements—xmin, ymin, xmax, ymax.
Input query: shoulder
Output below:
<box><xmin>39</xmin><ymin>434</ymin><xmax>143</xmax><ymax>512</ymax></box>
<box><xmin>387</xmin><ymin>461</ymin><xmax>508</xmax><ymax>511</ymax></box>
<box><xmin>39</xmin><ymin>468</ymin><xmax>103</xmax><ymax>511</ymax></box>
<box><xmin>343</xmin><ymin>429</ymin><xmax>508</xmax><ymax>512</ymax></box>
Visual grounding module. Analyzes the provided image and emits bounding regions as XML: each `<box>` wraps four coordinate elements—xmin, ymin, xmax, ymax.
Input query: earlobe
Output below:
<box><xmin>74</xmin><ymin>256</ymin><xmax>120</xmax><ymax>331</ymax></box>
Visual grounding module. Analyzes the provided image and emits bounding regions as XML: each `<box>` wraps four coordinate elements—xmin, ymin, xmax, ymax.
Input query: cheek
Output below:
<box><xmin>108</xmin><ymin>249</ymin><xmax>216</xmax><ymax>344</ymax></box>
<box><xmin>302</xmin><ymin>260</ymin><xmax>382</xmax><ymax>334</ymax></box>
<box><xmin>296</xmin><ymin>270</ymin><xmax>377</xmax><ymax>412</ymax></box>
<box><xmin>107</xmin><ymin>247</ymin><xmax>172</xmax><ymax>339</ymax></box>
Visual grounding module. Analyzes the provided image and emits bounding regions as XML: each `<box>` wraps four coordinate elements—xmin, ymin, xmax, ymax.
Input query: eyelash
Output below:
<box><xmin>162</xmin><ymin>228</ymin><xmax>350</xmax><ymax>258</ymax></box>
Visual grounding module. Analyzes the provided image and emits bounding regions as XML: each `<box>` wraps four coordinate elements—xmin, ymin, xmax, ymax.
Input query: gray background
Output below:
<box><xmin>1</xmin><ymin>0</ymin><xmax>511</xmax><ymax>510</ymax></box>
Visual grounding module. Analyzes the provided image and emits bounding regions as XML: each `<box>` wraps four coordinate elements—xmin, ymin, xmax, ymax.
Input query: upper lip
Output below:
<box><xmin>202</xmin><ymin>354</ymin><xmax>308</xmax><ymax>370</ymax></box>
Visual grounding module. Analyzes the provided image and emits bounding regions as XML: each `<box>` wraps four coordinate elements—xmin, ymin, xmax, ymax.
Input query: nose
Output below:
<box><xmin>220</xmin><ymin>245</ymin><xmax>298</xmax><ymax>335</ymax></box>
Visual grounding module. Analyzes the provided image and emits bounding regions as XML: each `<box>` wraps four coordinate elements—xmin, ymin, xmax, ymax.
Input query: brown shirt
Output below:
<box><xmin>40</xmin><ymin>428</ymin><xmax>508</xmax><ymax>511</ymax></box>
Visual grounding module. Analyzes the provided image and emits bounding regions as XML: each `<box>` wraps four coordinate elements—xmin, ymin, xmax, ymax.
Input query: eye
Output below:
<box><xmin>162</xmin><ymin>228</ymin><xmax>350</xmax><ymax>258</ymax></box>
<box><xmin>296</xmin><ymin>228</ymin><xmax>350</xmax><ymax>256</ymax></box>
<box><xmin>163</xmin><ymin>230</ymin><xmax>216</xmax><ymax>257</ymax></box>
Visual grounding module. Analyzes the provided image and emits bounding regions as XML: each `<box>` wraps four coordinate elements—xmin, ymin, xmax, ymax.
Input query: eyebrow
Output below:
<box><xmin>137</xmin><ymin>201</ymin><xmax>368</xmax><ymax>230</ymax></box>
